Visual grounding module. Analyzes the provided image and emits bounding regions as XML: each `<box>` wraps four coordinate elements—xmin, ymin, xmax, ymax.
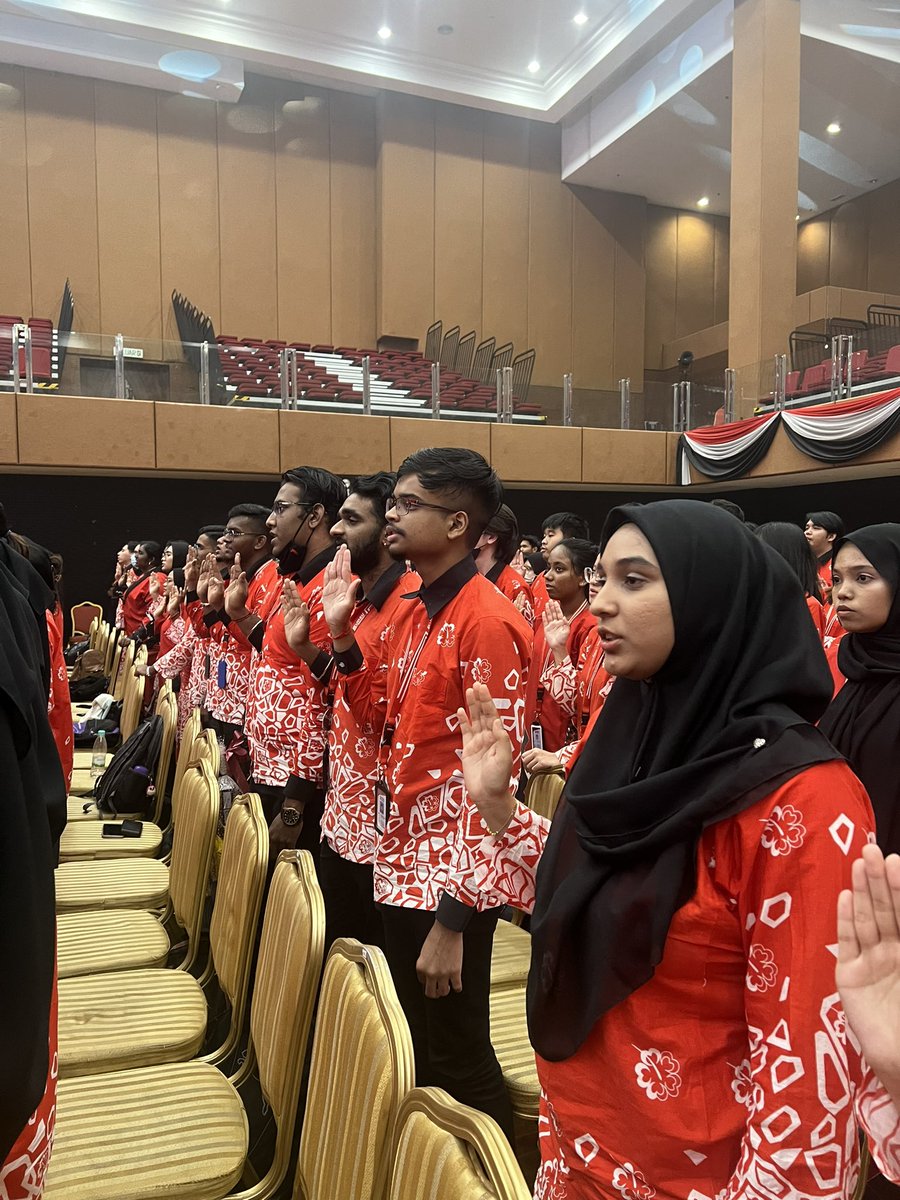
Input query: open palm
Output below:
<box><xmin>322</xmin><ymin>545</ymin><xmax>360</xmax><ymax>637</ymax></box>
<box><xmin>282</xmin><ymin>580</ymin><xmax>310</xmax><ymax>652</ymax></box>
<box><xmin>458</xmin><ymin>684</ymin><xmax>514</xmax><ymax>825</ymax></box>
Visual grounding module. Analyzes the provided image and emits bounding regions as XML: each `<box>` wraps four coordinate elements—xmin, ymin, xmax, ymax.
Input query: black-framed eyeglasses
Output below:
<box><xmin>271</xmin><ymin>500</ymin><xmax>312</xmax><ymax>517</ymax></box>
<box><xmin>387</xmin><ymin>494</ymin><xmax>457</xmax><ymax>517</ymax></box>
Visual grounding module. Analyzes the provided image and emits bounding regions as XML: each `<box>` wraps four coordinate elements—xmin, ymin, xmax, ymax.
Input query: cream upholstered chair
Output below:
<box><xmin>110</xmin><ymin>636</ymin><xmax>135</xmax><ymax>701</ymax></box>
<box><xmin>60</xmin><ymin>685</ymin><xmax>176</xmax><ymax>855</ymax></box>
<box><xmin>388</xmin><ymin>1088</ymin><xmax>531</xmax><ymax>1200</ymax></box>
<box><xmin>44</xmin><ymin>850</ymin><xmax>325</xmax><ymax>1200</ymax></box>
<box><xmin>57</xmin><ymin>792</ymin><xmax>268</xmax><ymax>1077</ymax></box>
<box><xmin>55</xmin><ymin>758</ymin><xmax>217</xmax><ymax>926</ymax></box>
<box><xmin>292</xmin><ymin>938</ymin><xmax>415</xmax><ymax>1200</ymax></box>
<box><xmin>56</xmin><ymin>719</ymin><xmax>211</xmax><ymax>978</ymax></box>
<box><xmin>489</xmin><ymin>984</ymin><xmax>539</xmax><ymax>1123</ymax></box>
<box><xmin>68</xmin><ymin>644</ymin><xmax>145</xmax><ymax>795</ymax></box>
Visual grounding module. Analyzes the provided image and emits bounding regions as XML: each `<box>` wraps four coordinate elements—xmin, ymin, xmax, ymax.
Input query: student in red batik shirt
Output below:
<box><xmin>805</xmin><ymin>509</ymin><xmax>844</xmax><ymax>596</ymax></box>
<box><xmin>322</xmin><ymin>448</ymin><xmax>532</xmax><ymax>1139</ymax></box>
<box><xmin>282</xmin><ymin>471</ymin><xmax>417</xmax><ymax>951</ymax></box>
<box><xmin>474</xmin><ymin>502</ymin><xmax>534</xmax><ymax>624</ymax></box>
<box><xmin>119</xmin><ymin>541</ymin><xmax>166</xmax><ymax>635</ymax></box>
<box><xmin>225</xmin><ymin>467</ymin><xmax>343</xmax><ymax>861</ymax></box>
<box><xmin>533</xmin><ymin>512</ymin><xmax>591</xmax><ymax>622</ymax></box>
<box><xmin>459</xmin><ymin>499</ymin><xmax>874</xmax><ymax>1199</ymax></box>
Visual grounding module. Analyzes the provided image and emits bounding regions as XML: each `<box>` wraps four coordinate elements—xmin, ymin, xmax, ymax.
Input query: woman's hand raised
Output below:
<box><xmin>457</xmin><ymin>683</ymin><xmax>517</xmax><ymax>834</ymax></box>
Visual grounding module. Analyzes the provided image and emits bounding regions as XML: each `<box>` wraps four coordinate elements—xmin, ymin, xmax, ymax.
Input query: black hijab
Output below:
<box><xmin>819</xmin><ymin>524</ymin><xmax>900</xmax><ymax>856</ymax></box>
<box><xmin>166</xmin><ymin>540</ymin><xmax>190</xmax><ymax>573</ymax></box>
<box><xmin>528</xmin><ymin>499</ymin><xmax>841</xmax><ymax>1061</ymax></box>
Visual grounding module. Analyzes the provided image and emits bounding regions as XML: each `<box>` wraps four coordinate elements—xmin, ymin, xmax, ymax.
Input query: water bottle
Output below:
<box><xmin>90</xmin><ymin>729</ymin><xmax>107</xmax><ymax>778</ymax></box>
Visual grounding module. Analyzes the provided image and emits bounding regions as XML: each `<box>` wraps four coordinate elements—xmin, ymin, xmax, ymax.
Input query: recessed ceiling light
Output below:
<box><xmin>796</xmin><ymin>214</ymin><xmax>800</xmax><ymax>221</ymax></box>
<box><xmin>573</xmin><ymin>11</ymin><xmax>588</xmax><ymax>25</ymax></box>
<box><xmin>528</xmin><ymin>59</ymin><xmax>541</xmax><ymax>73</ymax></box>
<box><xmin>437</xmin><ymin>23</ymin><xmax>453</xmax><ymax>34</ymax></box>
<box><xmin>378</xmin><ymin>25</ymin><xmax>392</xmax><ymax>41</ymax></box>
<box><xmin>697</xmin><ymin>195</ymin><xmax>710</xmax><ymax>207</ymax></box>
<box><xmin>826</xmin><ymin>121</ymin><xmax>841</xmax><ymax>134</ymax></box>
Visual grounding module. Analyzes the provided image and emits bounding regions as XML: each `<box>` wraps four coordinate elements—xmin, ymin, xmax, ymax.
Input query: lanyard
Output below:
<box><xmin>377</xmin><ymin>621</ymin><xmax>433</xmax><ymax>770</ymax></box>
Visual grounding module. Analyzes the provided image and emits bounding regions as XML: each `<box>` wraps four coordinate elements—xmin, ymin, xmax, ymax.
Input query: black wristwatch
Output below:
<box><xmin>280</xmin><ymin>806</ymin><xmax>303</xmax><ymax>827</ymax></box>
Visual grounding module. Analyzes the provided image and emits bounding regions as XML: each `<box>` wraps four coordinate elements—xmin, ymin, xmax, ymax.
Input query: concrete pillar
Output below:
<box><xmin>728</xmin><ymin>0</ymin><xmax>800</xmax><ymax>411</ymax></box>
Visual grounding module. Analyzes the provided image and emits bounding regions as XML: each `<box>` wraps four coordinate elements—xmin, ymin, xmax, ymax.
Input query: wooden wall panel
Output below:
<box><xmin>276</xmin><ymin>89</ymin><xmax>332</xmax><ymax>344</ymax></box>
<box><xmin>157</xmin><ymin>93</ymin><xmax>222</xmax><ymax>340</ymax></box>
<box><xmin>644</xmin><ymin>208</ymin><xmax>678</xmax><ymax>368</ymax></box>
<box><xmin>482</xmin><ymin>113</ymin><xmax>529</xmax><ymax>356</ymax></box>
<box><xmin>527</xmin><ymin>123</ymin><xmax>573</xmax><ymax>386</ymax></box>
<box><xmin>377</xmin><ymin>93</ymin><xmax>435</xmax><ymax>340</ymax></box>
<box><xmin>17</xmin><ymin>395</ymin><xmax>155</xmax><ymax>469</ymax></box>
<box><xmin>0</xmin><ymin>394</ymin><xmax>17</xmax><ymax>464</ymax></box>
<box><xmin>156</xmin><ymin>405</ymin><xmax>279</xmax><ymax>475</ymax></box>
<box><xmin>389</xmin><ymin>417</ymin><xmax>490</xmax><ymax>470</ymax></box>
<box><xmin>280</xmin><ymin>411</ymin><xmax>390</xmax><ymax>475</ymax></box>
<box><xmin>434</xmin><ymin>104</ymin><xmax>484</xmax><ymax>340</ymax></box>
<box><xmin>492</xmin><ymin>425</ymin><xmax>582</xmax><ymax>484</ymax></box>
<box><xmin>713</xmin><ymin>218</ymin><xmax>730</xmax><ymax>326</ymax></box>
<box><xmin>24</xmin><ymin>72</ymin><xmax>101</xmax><ymax>330</ymax></box>
<box><xmin>675</xmin><ymin>213</ymin><xmax>716</xmax><ymax>339</ymax></box>
<box><xmin>582</xmin><ymin>428</ymin><xmax>669</xmax><ymax>484</ymax></box>
<box><xmin>216</xmin><ymin>96</ymin><xmax>278</xmax><ymax>338</ymax></box>
<box><xmin>94</xmin><ymin>81</ymin><xmax>162</xmax><ymax>347</ymax></box>
<box><xmin>0</xmin><ymin>68</ymin><xmax>32</xmax><ymax>318</ymax></box>
<box><xmin>610</xmin><ymin>193</ymin><xmax>647</xmax><ymax>386</ymax></box>
<box><xmin>329</xmin><ymin>91</ymin><xmax>377</xmax><ymax>349</ymax></box>
<box><xmin>829</xmin><ymin>201</ymin><xmax>867</xmax><ymax>292</ymax></box>
<box><xmin>571</xmin><ymin>187</ymin><xmax>616</xmax><ymax>390</ymax></box>
<box><xmin>866</xmin><ymin>181</ymin><xmax>900</xmax><ymax>294</ymax></box>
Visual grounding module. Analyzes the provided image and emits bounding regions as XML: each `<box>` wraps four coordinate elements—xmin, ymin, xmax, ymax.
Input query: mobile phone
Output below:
<box><xmin>102</xmin><ymin>820</ymin><xmax>143</xmax><ymax>838</ymax></box>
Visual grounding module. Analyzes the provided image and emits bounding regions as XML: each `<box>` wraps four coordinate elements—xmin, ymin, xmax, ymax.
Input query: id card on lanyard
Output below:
<box><xmin>373</xmin><ymin>624</ymin><xmax>431</xmax><ymax>835</ymax></box>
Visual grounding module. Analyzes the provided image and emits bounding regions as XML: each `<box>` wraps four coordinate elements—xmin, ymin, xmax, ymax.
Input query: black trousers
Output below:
<box><xmin>379</xmin><ymin>903</ymin><xmax>514</xmax><ymax>1141</ymax></box>
<box><xmin>318</xmin><ymin>838</ymin><xmax>384</xmax><ymax>952</ymax></box>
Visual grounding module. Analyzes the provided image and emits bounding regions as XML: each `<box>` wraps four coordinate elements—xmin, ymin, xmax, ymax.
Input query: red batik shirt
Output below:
<box><xmin>532</xmin><ymin>571</ymin><xmax>549</xmax><ymax>621</ymax></box>
<box><xmin>320</xmin><ymin>562</ymin><xmax>418</xmax><ymax>865</ymax></box>
<box><xmin>542</xmin><ymin>627</ymin><xmax>615</xmax><ymax>770</ymax></box>
<box><xmin>119</xmin><ymin>572</ymin><xmax>166</xmax><ymax>635</ymax></box>
<box><xmin>205</xmin><ymin>558</ymin><xmax>278</xmax><ymax>726</ymax></box>
<box><xmin>46</xmin><ymin>607</ymin><xmax>73</xmax><ymax>789</ymax></box>
<box><xmin>335</xmin><ymin>556</ymin><xmax>532</xmax><ymax>926</ymax></box>
<box><xmin>525</xmin><ymin>603</ymin><xmax>596</xmax><ymax>752</ymax></box>
<box><xmin>243</xmin><ymin>546</ymin><xmax>336</xmax><ymax>788</ymax></box>
<box><xmin>487</xmin><ymin>560</ymin><xmax>534</xmax><ymax>625</ymax></box>
<box><xmin>474</xmin><ymin>760</ymin><xmax>874</xmax><ymax>1200</ymax></box>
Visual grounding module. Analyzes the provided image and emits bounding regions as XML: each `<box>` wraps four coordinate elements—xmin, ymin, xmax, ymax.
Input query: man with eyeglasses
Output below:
<box><xmin>225</xmin><ymin>467</ymin><xmax>344</xmax><ymax>863</ymax></box>
<box><xmin>322</xmin><ymin>447</ymin><xmax>532</xmax><ymax>1140</ymax></box>
<box><xmin>194</xmin><ymin>504</ymin><xmax>275</xmax><ymax>746</ymax></box>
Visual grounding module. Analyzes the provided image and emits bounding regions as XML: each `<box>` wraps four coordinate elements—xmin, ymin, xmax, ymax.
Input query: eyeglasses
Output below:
<box><xmin>271</xmin><ymin>500</ymin><xmax>311</xmax><ymax>517</ymax></box>
<box><xmin>387</xmin><ymin>494</ymin><xmax>457</xmax><ymax>517</ymax></box>
<box><xmin>583</xmin><ymin>568</ymin><xmax>603</xmax><ymax>586</ymax></box>
<box><xmin>220</xmin><ymin>526</ymin><xmax>249</xmax><ymax>541</ymax></box>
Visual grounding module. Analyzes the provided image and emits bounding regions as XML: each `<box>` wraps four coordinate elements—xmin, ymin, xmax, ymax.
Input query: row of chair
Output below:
<box><xmin>47</xmin><ymin>695</ymin><xmax>531</xmax><ymax>1198</ymax></box>
<box><xmin>0</xmin><ymin>313</ymin><xmax>58</xmax><ymax>385</ymax></box>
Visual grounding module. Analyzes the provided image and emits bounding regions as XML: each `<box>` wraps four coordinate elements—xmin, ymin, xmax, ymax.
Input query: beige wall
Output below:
<box><xmin>797</xmin><ymin>179</ymin><xmax>900</xmax><ymax>298</ymax></box>
<box><xmin>0</xmin><ymin>63</ymin><xmax>648</xmax><ymax>392</ymax></box>
<box><xmin>644</xmin><ymin>206</ymin><xmax>730</xmax><ymax>369</ymax></box>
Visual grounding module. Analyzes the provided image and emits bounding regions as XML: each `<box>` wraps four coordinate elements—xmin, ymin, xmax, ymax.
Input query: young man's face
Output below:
<box><xmin>331</xmin><ymin>493</ymin><xmax>384</xmax><ymax>575</ymax></box>
<box><xmin>383</xmin><ymin>475</ymin><xmax>462</xmax><ymax>562</ymax></box>
<box><xmin>540</xmin><ymin>526</ymin><xmax>565</xmax><ymax>561</ymax></box>
<box><xmin>217</xmin><ymin>516</ymin><xmax>266</xmax><ymax>566</ymax></box>
<box><xmin>267</xmin><ymin>483</ymin><xmax>312</xmax><ymax>557</ymax></box>
<box><xmin>804</xmin><ymin>520</ymin><xmax>835</xmax><ymax>558</ymax></box>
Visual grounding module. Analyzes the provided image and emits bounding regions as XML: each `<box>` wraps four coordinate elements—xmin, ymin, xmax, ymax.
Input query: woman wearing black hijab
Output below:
<box><xmin>820</xmin><ymin>524</ymin><xmax>900</xmax><ymax>859</ymax></box>
<box><xmin>460</xmin><ymin>500</ymin><xmax>874</xmax><ymax>1199</ymax></box>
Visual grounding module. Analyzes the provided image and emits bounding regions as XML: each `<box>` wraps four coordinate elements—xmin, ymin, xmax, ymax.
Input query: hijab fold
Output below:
<box><xmin>528</xmin><ymin>500</ymin><xmax>840</xmax><ymax>1061</ymax></box>
<box><xmin>819</xmin><ymin>523</ymin><xmax>900</xmax><ymax>856</ymax></box>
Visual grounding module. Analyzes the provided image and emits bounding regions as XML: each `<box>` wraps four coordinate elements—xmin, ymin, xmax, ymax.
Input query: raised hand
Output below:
<box><xmin>224</xmin><ymin>553</ymin><xmax>250</xmax><ymax>620</ymax></box>
<box><xmin>542</xmin><ymin>599</ymin><xmax>571</xmax><ymax>658</ymax></box>
<box><xmin>322</xmin><ymin>544</ymin><xmax>360</xmax><ymax>638</ymax></box>
<box><xmin>196</xmin><ymin>552</ymin><xmax>215</xmax><ymax>604</ymax></box>
<box><xmin>183</xmin><ymin>545</ymin><xmax>200</xmax><ymax>592</ymax></box>
<box><xmin>836</xmin><ymin>845</ymin><xmax>900</xmax><ymax>1105</ymax></box>
<box><xmin>148</xmin><ymin>573</ymin><xmax>161</xmax><ymax>600</ymax></box>
<box><xmin>167</xmin><ymin>586</ymin><xmax>182</xmax><ymax>618</ymax></box>
<box><xmin>207</xmin><ymin>564</ymin><xmax>225</xmax><ymax>611</ymax></box>
<box><xmin>282</xmin><ymin>579</ymin><xmax>311</xmax><ymax>652</ymax></box>
<box><xmin>510</xmin><ymin>549</ymin><xmax>527</xmax><ymax>578</ymax></box>
<box><xmin>457</xmin><ymin>683</ymin><xmax>516</xmax><ymax>832</ymax></box>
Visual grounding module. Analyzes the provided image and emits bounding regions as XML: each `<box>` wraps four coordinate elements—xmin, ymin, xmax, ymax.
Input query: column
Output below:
<box><xmin>728</xmin><ymin>0</ymin><xmax>800</xmax><ymax>412</ymax></box>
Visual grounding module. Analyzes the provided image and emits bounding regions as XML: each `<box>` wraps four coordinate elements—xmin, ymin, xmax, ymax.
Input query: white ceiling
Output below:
<box><xmin>0</xmin><ymin>0</ymin><xmax>897</xmax><ymax>215</ymax></box>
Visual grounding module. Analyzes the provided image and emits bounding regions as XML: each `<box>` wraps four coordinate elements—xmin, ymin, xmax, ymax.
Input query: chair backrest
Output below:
<box><xmin>103</xmin><ymin>626</ymin><xmax>119</xmax><ymax>677</ymax></box>
<box><xmin>236</xmin><ymin>851</ymin><xmax>325</xmax><ymax>1200</ymax></box>
<box><xmin>172</xmin><ymin>725</ymin><xmax>217</xmax><ymax>828</ymax></box>
<box><xmin>453</xmin><ymin>330</ymin><xmax>476</xmax><ymax>378</ymax></box>
<box><xmin>524</xmin><ymin>771</ymin><xmax>565</xmax><ymax>822</ymax></box>
<box><xmin>111</xmin><ymin>638</ymin><xmax>135</xmax><ymax>701</ymax></box>
<box><xmin>87</xmin><ymin>615</ymin><xmax>100</xmax><ymax>649</ymax></box>
<box><xmin>439</xmin><ymin>325</ymin><xmax>460</xmax><ymax>370</ymax></box>
<box><xmin>472</xmin><ymin>336</ymin><xmax>496</xmax><ymax>384</ymax></box>
<box><xmin>295</xmin><ymin>938</ymin><xmax>415</xmax><ymax>1200</ymax></box>
<box><xmin>201</xmin><ymin>793</ymin><xmax>268</xmax><ymax>1066</ymax></box>
<box><xmin>510</xmin><ymin>349</ymin><xmax>535</xmax><ymax>403</ymax></box>
<box><xmin>151</xmin><ymin>683</ymin><xmax>178</xmax><ymax>822</ymax></box>
<box><xmin>118</xmin><ymin>645</ymin><xmax>146</xmax><ymax>740</ymax></box>
<box><xmin>70</xmin><ymin>601</ymin><xmax>103</xmax><ymax>641</ymax></box>
<box><xmin>388</xmin><ymin>1088</ymin><xmax>530</xmax><ymax>1200</ymax></box>
<box><xmin>491</xmin><ymin>342</ymin><xmax>514</xmax><ymax>374</ymax></box>
<box><xmin>174</xmin><ymin>707</ymin><xmax>202</xmax><ymax>792</ymax></box>
<box><xmin>167</xmin><ymin>758</ymin><xmax>219</xmax><ymax>973</ymax></box>
<box><xmin>423</xmin><ymin>319</ymin><xmax>442</xmax><ymax>362</ymax></box>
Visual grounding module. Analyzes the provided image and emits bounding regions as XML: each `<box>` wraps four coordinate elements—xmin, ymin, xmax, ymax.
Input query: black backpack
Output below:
<box><xmin>92</xmin><ymin>714</ymin><xmax>163</xmax><ymax>817</ymax></box>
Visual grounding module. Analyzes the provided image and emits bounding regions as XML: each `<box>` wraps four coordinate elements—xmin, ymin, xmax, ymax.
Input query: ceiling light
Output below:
<box><xmin>573</xmin><ymin>11</ymin><xmax>588</xmax><ymax>25</ymax></box>
<box><xmin>159</xmin><ymin>50</ymin><xmax>222</xmax><ymax>82</ymax></box>
<box><xmin>378</xmin><ymin>25</ymin><xmax>392</xmax><ymax>40</ymax></box>
<box><xmin>697</xmin><ymin>196</ymin><xmax>710</xmax><ymax>207</ymax></box>
<box><xmin>796</xmin><ymin>214</ymin><xmax>800</xmax><ymax>221</ymax></box>
<box><xmin>528</xmin><ymin>60</ymin><xmax>541</xmax><ymax>73</ymax></box>
<box><xmin>826</xmin><ymin>121</ymin><xmax>841</xmax><ymax>134</ymax></box>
